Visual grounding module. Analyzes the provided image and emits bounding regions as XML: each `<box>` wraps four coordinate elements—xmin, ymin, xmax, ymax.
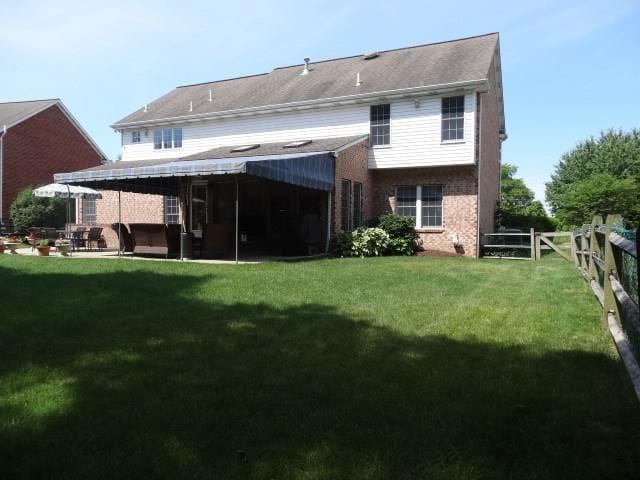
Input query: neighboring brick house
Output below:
<box><xmin>0</xmin><ymin>99</ymin><xmax>106</xmax><ymax>224</ymax></box>
<box><xmin>57</xmin><ymin>33</ymin><xmax>506</xmax><ymax>258</ymax></box>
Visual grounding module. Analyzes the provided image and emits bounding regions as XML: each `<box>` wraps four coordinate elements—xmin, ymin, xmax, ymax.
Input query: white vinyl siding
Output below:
<box><xmin>121</xmin><ymin>94</ymin><xmax>476</xmax><ymax>168</ymax></box>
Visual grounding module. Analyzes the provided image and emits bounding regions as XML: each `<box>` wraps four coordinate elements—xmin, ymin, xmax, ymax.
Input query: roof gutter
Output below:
<box><xmin>112</xmin><ymin>78</ymin><xmax>488</xmax><ymax>129</ymax></box>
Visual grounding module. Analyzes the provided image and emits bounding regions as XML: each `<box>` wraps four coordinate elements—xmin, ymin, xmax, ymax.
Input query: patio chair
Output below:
<box><xmin>71</xmin><ymin>227</ymin><xmax>87</xmax><ymax>250</ymax></box>
<box><xmin>129</xmin><ymin>223</ymin><xmax>170</xmax><ymax>258</ymax></box>
<box><xmin>111</xmin><ymin>223</ymin><xmax>134</xmax><ymax>253</ymax></box>
<box><xmin>86</xmin><ymin>227</ymin><xmax>104</xmax><ymax>251</ymax></box>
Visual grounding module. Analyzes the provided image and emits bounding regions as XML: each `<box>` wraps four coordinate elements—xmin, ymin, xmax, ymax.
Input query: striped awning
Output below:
<box><xmin>54</xmin><ymin>151</ymin><xmax>334</xmax><ymax>192</ymax></box>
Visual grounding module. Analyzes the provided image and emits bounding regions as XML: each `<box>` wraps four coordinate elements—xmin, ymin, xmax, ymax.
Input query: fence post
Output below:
<box><xmin>588</xmin><ymin>215</ymin><xmax>603</xmax><ymax>284</ymax></box>
<box><xmin>602</xmin><ymin>214</ymin><xmax>622</xmax><ymax>325</ymax></box>
<box><xmin>530</xmin><ymin>228</ymin><xmax>535</xmax><ymax>260</ymax></box>
<box><xmin>535</xmin><ymin>233</ymin><xmax>541</xmax><ymax>260</ymax></box>
<box><xmin>580</xmin><ymin>226</ymin><xmax>588</xmax><ymax>275</ymax></box>
<box><xmin>571</xmin><ymin>232</ymin><xmax>579</xmax><ymax>266</ymax></box>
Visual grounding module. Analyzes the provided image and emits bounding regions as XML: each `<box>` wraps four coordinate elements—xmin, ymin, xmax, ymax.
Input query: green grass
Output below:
<box><xmin>0</xmin><ymin>255</ymin><xmax>638</xmax><ymax>479</ymax></box>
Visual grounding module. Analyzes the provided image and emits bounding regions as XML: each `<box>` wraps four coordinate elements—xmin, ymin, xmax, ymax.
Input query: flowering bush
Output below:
<box><xmin>350</xmin><ymin>227</ymin><xmax>390</xmax><ymax>257</ymax></box>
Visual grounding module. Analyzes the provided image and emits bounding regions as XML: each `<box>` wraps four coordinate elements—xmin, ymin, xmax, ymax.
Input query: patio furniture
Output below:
<box><xmin>204</xmin><ymin>223</ymin><xmax>228</xmax><ymax>258</ymax></box>
<box><xmin>70</xmin><ymin>227</ymin><xmax>87</xmax><ymax>250</ymax></box>
<box><xmin>130</xmin><ymin>223</ymin><xmax>171</xmax><ymax>258</ymax></box>
<box><xmin>111</xmin><ymin>223</ymin><xmax>134</xmax><ymax>253</ymax></box>
<box><xmin>86</xmin><ymin>227</ymin><xmax>104</xmax><ymax>251</ymax></box>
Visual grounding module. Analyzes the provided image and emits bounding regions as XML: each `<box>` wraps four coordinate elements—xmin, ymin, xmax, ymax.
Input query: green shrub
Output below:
<box><xmin>386</xmin><ymin>237</ymin><xmax>414</xmax><ymax>256</ymax></box>
<box><xmin>9</xmin><ymin>187</ymin><xmax>66</xmax><ymax>233</ymax></box>
<box><xmin>333</xmin><ymin>231</ymin><xmax>354</xmax><ymax>257</ymax></box>
<box><xmin>351</xmin><ymin>227</ymin><xmax>390</xmax><ymax>257</ymax></box>
<box><xmin>372</xmin><ymin>214</ymin><xmax>420</xmax><ymax>253</ymax></box>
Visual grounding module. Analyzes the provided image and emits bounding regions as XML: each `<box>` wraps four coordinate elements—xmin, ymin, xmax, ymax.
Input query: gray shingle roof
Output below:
<box><xmin>113</xmin><ymin>33</ymin><xmax>499</xmax><ymax>127</ymax></box>
<box><xmin>0</xmin><ymin>99</ymin><xmax>59</xmax><ymax>128</ymax></box>
<box><xmin>67</xmin><ymin>135</ymin><xmax>367</xmax><ymax>174</ymax></box>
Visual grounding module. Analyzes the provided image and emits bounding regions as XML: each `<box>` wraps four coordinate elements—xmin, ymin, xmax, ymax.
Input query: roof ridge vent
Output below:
<box><xmin>364</xmin><ymin>52</ymin><xmax>379</xmax><ymax>60</ymax></box>
<box><xmin>301</xmin><ymin>57</ymin><xmax>310</xmax><ymax>75</ymax></box>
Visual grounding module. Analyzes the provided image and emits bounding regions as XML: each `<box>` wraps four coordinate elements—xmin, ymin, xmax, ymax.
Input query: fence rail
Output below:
<box><xmin>573</xmin><ymin>214</ymin><xmax>640</xmax><ymax>400</ymax></box>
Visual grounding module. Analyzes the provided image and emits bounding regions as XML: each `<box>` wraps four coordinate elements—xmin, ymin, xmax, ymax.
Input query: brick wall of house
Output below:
<box><xmin>76</xmin><ymin>191</ymin><xmax>166</xmax><ymax>248</ymax></box>
<box><xmin>2</xmin><ymin>104</ymin><xmax>102</xmax><ymax>220</ymax></box>
<box><xmin>477</xmin><ymin>54</ymin><xmax>502</xmax><ymax>239</ymax></box>
<box><xmin>370</xmin><ymin>166</ymin><xmax>479</xmax><ymax>257</ymax></box>
<box><xmin>333</xmin><ymin>139</ymin><xmax>371</xmax><ymax>233</ymax></box>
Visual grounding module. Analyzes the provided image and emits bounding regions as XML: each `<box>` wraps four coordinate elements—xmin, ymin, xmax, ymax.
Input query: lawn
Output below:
<box><xmin>0</xmin><ymin>255</ymin><xmax>639</xmax><ymax>479</ymax></box>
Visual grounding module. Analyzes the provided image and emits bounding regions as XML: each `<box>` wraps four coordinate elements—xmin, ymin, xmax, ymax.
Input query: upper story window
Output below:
<box><xmin>132</xmin><ymin>131</ymin><xmax>141</xmax><ymax>143</ymax></box>
<box><xmin>395</xmin><ymin>185</ymin><xmax>443</xmax><ymax>228</ymax></box>
<box><xmin>370</xmin><ymin>104</ymin><xmax>390</xmax><ymax>146</ymax></box>
<box><xmin>441</xmin><ymin>96</ymin><xmax>465</xmax><ymax>141</ymax></box>
<box><xmin>154</xmin><ymin>127</ymin><xmax>183</xmax><ymax>150</ymax></box>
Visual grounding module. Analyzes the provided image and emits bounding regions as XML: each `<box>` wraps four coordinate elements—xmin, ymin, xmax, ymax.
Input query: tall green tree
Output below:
<box><xmin>546</xmin><ymin>129</ymin><xmax>640</xmax><ymax>226</ymax></box>
<box><xmin>497</xmin><ymin>163</ymin><xmax>555</xmax><ymax>231</ymax></box>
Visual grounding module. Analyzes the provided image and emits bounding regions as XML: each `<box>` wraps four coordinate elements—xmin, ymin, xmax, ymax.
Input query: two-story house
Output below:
<box><xmin>56</xmin><ymin>32</ymin><xmax>505</xmax><ymax>258</ymax></box>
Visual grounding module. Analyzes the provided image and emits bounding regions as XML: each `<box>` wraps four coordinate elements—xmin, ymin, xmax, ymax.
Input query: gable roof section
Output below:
<box><xmin>0</xmin><ymin>99</ymin><xmax>58</xmax><ymax>129</ymax></box>
<box><xmin>113</xmin><ymin>33</ymin><xmax>500</xmax><ymax>128</ymax></box>
<box><xmin>0</xmin><ymin>99</ymin><xmax>107</xmax><ymax>160</ymax></box>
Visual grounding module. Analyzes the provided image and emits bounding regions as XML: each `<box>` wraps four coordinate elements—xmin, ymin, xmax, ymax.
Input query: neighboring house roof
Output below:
<box><xmin>113</xmin><ymin>33</ymin><xmax>501</xmax><ymax>128</ymax></box>
<box><xmin>0</xmin><ymin>99</ymin><xmax>59</xmax><ymax>129</ymax></box>
<box><xmin>0</xmin><ymin>98</ymin><xmax>107</xmax><ymax>160</ymax></box>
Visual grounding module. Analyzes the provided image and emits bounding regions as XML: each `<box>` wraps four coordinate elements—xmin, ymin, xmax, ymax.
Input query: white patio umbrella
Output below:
<box><xmin>33</xmin><ymin>183</ymin><xmax>103</xmax><ymax>238</ymax></box>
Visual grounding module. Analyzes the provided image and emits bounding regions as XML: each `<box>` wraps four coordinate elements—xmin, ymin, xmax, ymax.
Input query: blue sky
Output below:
<box><xmin>1</xmin><ymin>0</ymin><xmax>639</xmax><ymax>202</ymax></box>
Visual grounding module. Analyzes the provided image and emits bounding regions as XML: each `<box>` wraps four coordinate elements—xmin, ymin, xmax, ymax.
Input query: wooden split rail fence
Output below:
<box><xmin>481</xmin><ymin>230</ymin><xmax>573</xmax><ymax>261</ymax></box>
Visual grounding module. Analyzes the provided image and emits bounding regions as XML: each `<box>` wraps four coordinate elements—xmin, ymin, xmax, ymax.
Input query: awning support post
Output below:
<box><xmin>117</xmin><ymin>189</ymin><xmax>121</xmax><ymax>258</ymax></box>
<box><xmin>235</xmin><ymin>176</ymin><xmax>239</xmax><ymax>264</ymax></box>
<box><xmin>325</xmin><ymin>191</ymin><xmax>332</xmax><ymax>253</ymax></box>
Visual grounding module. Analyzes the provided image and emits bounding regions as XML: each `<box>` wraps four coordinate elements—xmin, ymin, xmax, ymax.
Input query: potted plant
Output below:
<box><xmin>55</xmin><ymin>238</ymin><xmax>71</xmax><ymax>256</ymax></box>
<box><xmin>36</xmin><ymin>239</ymin><xmax>50</xmax><ymax>256</ymax></box>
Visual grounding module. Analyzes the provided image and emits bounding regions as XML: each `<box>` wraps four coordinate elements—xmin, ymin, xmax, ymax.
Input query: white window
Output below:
<box><xmin>164</xmin><ymin>196</ymin><xmax>180</xmax><ymax>224</ymax></box>
<box><xmin>370</xmin><ymin>104</ymin><xmax>390</xmax><ymax>146</ymax></box>
<box><xmin>82</xmin><ymin>198</ymin><xmax>97</xmax><ymax>225</ymax></box>
<box><xmin>153</xmin><ymin>127</ymin><xmax>183</xmax><ymax>150</ymax></box>
<box><xmin>132</xmin><ymin>131</ymin><xmax>141</xmax><ymax>143</ymax></box>
<box><xmin>395</xmin><ymin>185</ymin><xmax>443</xmax><ymax>228</ymax></box>
<box><xmin>441</xmin><ymin>96</ymin><xmax>464</xmax><ymax>141</ymax></box>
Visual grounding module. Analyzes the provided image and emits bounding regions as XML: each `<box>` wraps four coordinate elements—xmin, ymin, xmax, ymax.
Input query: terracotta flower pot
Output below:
<box><xmin>37</xmin><ymin>246</ymin><xmax>50</xmax><ymax>257</ymax></box>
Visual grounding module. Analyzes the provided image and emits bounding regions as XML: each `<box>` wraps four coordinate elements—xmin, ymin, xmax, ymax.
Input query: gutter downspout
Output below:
<box><xmin>476</xmin><ymin>93</ymin><xmax>483</xmax><ymax>259</ymax></box>
<box><xmin>0</xmin><ymin>125</ymin><xmax>6</xmax><ymax>225</ymax></box>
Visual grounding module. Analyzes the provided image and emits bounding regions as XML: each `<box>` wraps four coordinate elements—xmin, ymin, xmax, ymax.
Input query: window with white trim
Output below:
<box><xmin>370</xmin><ymin>104</ymin><xmax>390</xmax><ymax>146</ymax></box>
<box><xmin>153</xmin><ymin>127</ymin><xmax>183</xmax><ymax>149</ymax></box>
<box><xmin>164</xmin><ymin>196</ymin><xmax>180</xmax><ymax>224</ymax></box>
<box><xmin>441</xmin><ymin>96</ymin><xmax>464</xmax><ymax>141</ymax></box>
<box><xmin>395</xmin><ymin>185</ymin><xmax>443</xmax><ymax>228</ymax></box>
<box><xmin>132</xmin><ymin>131</ymin><xmax>141</xmax><ymax>143</ymax></box>
<box><xmin>82</xmin><ymin>198</ymin><xmax>97</xmax><ymax>225</ymax></box>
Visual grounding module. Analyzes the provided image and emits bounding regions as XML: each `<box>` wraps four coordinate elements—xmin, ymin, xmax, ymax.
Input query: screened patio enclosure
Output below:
<box><xmin>54</xmin><ymin>145</ymin><xmax>340</xmax><ymax>261</ymax></box>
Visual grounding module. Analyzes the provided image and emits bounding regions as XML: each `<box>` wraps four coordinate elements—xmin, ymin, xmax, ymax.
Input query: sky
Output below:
<box><xmin>1</xmin><ymin>0</ymin><xmax>639</xmax><ymax>202</ymax></box>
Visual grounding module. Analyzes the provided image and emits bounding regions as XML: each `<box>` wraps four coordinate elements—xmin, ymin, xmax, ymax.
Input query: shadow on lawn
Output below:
<box><xmin>0</xmin><ymin>265</ymin><xmax>638</xmax><ymax>479</ymax></box>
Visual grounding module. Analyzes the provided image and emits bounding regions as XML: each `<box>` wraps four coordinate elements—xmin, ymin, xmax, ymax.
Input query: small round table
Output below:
<box><xmin>4</xmin><ymin>242</ymin><xmax>21</xmax><ymax>254</ymax></box>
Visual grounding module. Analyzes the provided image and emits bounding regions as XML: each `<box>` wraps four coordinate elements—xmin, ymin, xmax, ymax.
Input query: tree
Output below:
<box><xmin>546</xmin><ymin>129</ymin><xmax>640</xmax><ymax>226</ymax></box>
<box><xmin>9</xmin><ymin>187</ymin><xmax>66</xmax><ymax>233</ymax></box>
<box><xmin>497</xmin><ymin>164</ymin><xmax>556</xmax><ymax>231</ymax></box>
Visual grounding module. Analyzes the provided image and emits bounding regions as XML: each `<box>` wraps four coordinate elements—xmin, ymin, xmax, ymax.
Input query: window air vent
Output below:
<box><xmin>283</xmin><ymin>140</ymin><xmax>312</xmax><ymax>148</ymax></box>
<box><xmin>230</xmin><ymin>144</ymin><xmax>260</xmax><ymax>153</ymax></box>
